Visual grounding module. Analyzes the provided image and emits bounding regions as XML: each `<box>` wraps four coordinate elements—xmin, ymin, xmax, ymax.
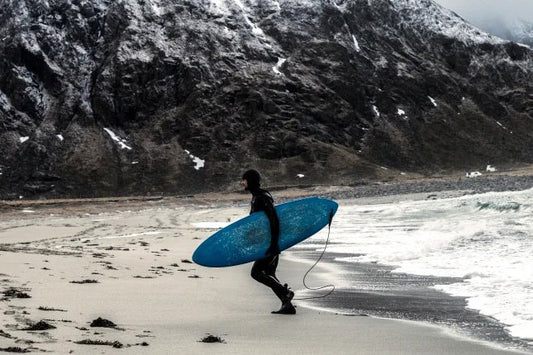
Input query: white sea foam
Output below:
<box><xmin>299</xmin><ymin>188</ymin><xmax>533</xmax><ymax>341</ymax></box>
<box><xmin>99</xmin><ymin>231</ymin><xmax>162</xmax><ymax>239</ymax></box>
<box><xmin>192</xmin><ymin>222</ymin><xmax>231</xmax><ymax>229</ymax></box>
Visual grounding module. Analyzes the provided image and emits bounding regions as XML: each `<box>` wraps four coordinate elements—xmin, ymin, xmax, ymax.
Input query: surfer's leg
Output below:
<box><xmin>265</xmin><ymin>255</ymin><xmax>280</xmax><ymax>282</ymax></box>
<box><xmin>251</xmin><ymin>257</ymin><xmax>287</xmax><ymax>300</ymax></box>
<box><xmin>265</xmin><ymin>256</ymin><xmax>294</xmax><ymax>302</ymax></box>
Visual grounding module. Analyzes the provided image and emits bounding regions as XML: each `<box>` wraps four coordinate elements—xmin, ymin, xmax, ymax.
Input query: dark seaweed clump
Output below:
<box><xmin>70</xmin><ymin>279</ymin><xmax>98</xmax><ymax>284</ymax></box>
<box><xmin>75</xmin><ymin>340</ymin><xmax>123</xmax><ymax>348</ymax></box>
<box><xmin>90</xmin><ymin>317</ymin><xmax>116</xmax><ymax>328</ymax></box>
<box><xmin>23</xmin><ymin>321</ymin><xmax>56</xmax><ymax>331</ymax></box>
<box><xmin>199</xmin><ymin>334</ymin><xmax>226</xmax><ymax>343</ymax></box>
<box><xmin>0</xmin><ymin>347</ymin><xmax>30</xmax><ymax>353</ymax></box>
<box><xmin>2</xmin><ymin>288</ymin><xmax>31</xmax><ymax>299</ymax></box>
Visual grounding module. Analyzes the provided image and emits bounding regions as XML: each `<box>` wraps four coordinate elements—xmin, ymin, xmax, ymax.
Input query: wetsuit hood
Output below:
<box><xmin>243</xmin><ymin>169</ymin><xmax>261</xmax><ymax>192</ymax></box>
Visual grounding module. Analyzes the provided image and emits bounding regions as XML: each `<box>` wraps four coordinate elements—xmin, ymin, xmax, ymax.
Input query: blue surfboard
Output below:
<box><xmin>192</xmin><ymin>197</ymin><xmax>338</xmax><ymax>267</ymax></box>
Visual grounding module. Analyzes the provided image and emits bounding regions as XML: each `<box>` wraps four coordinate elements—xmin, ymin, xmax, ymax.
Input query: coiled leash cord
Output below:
<box><xmin>294</xmin><ymin>209</ymin><xmax>335</xmax><ymax>300</ymax></box>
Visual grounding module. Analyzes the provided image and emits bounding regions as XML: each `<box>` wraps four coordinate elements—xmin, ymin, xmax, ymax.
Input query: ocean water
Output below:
<box><xmin>299</xmin><ymin>188</ymin><xmax>533</xmax><ymax>343</ymax></box>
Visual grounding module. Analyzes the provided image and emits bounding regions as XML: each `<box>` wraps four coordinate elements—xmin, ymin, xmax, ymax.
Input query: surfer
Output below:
<box><xmin>242</xmin><ymin>169</ymin><xmax>296</xmax><ymax>315</ymax></box>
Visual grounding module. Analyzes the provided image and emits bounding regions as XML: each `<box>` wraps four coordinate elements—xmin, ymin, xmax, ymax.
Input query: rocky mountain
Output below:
<box><xmin>1</xmin><ymin>0</ymin><xmax>532</xmax><ymax>198</ymax></box>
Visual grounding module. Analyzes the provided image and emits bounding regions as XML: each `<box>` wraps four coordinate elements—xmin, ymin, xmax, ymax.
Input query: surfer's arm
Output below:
<box><xmin>263</xmin><ymin>200</ymin><xmax>280</xmax><ymax>256</ymax></box>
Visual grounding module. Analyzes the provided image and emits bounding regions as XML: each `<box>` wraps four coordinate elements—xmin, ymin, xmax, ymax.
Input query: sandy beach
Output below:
<box><xmin>0</xmin><ymin>186</ymin><xmax>530</xmax><ymax>354</ymax></box>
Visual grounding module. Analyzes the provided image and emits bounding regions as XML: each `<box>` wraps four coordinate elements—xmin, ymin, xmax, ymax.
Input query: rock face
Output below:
<box><xmin>0</xmin><ymin>0</ymin><xmax>532</xmax><ymax>198</ymax></box>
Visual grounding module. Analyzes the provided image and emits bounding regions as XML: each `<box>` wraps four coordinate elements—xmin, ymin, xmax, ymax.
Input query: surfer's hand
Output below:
<box><xmin>266</xmin><ymin>245</ymin><xmax>280</xmax><ymax>256</ymax></box>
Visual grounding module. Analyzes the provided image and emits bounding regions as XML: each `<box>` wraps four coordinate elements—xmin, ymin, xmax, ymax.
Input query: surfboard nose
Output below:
<box><xmin>192</xmin><ymin>245</ymin><xmax>208</xmax><ymax>266</ymax></box>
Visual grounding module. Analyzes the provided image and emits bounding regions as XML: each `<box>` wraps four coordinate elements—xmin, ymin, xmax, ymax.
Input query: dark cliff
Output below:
<box><xmin>1</xmin><ymin>0</ymin><xmax>532</xmax><ymax>198</ymax></box>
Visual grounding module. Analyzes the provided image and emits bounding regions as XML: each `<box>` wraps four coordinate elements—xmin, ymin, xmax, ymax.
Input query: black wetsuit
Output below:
<box><xmin>249</xmin><ymin>188</ymin><xmax>287</xmax><ymax>301</ymax></box>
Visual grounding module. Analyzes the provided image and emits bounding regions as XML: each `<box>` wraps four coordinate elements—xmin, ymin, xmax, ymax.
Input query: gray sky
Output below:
<box><xmin>434</xmin><ymin>0</ymin><xmax>533</xmax><ymax>23</ymax></box>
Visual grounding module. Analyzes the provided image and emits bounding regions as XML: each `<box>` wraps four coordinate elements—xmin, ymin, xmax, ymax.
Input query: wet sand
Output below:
<box><xmin>0</xmin><ymin>190</ymin><xmax>529</xmax><ymax>354</ymax></box>
<box><xmin>288</xmin><ymin>250</ymin><xmax>531</xmax><ymax>352</ymax></box>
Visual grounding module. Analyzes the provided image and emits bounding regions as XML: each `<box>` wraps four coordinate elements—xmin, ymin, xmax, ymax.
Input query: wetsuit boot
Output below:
<box><xmin>272</xmin><ymin>284</ymin><xmax>296</xmax><ymax>315</ymax></box>
<box><xmin>272</xmin><ymin>302</ymin><xmax>296</xmax><ymax>314</ymax></box>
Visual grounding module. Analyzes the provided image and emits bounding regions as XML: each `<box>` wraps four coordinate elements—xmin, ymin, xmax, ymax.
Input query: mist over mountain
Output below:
<box><xmin>480</xmin><ymin>17</ymin><xmax>533</xmax><ymax>47</ymax></box>
<box><xmin>0</xmin><ymin>0</ymin><xmax>532</xmax><ymax>198</ymax></box>
<box><xmin>435</xmin><ymin>0</ymin><xmax>533</xmax><ymax>45</ymax></box>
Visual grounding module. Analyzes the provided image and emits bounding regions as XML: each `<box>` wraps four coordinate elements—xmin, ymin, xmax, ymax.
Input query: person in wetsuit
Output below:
<box><xmin>241</xmin><ymin>169</ymin><xmax>296</xmax><ymax>315</ymax></box>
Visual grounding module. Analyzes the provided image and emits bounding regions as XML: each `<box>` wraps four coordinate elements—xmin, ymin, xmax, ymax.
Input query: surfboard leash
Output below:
<box><xmin>294</xmin><ymin>209</ymin><xmax>336</xmax><ymax>301</ymax></box>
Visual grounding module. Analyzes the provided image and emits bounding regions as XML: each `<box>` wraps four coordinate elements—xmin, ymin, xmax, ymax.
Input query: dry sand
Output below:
<box><xmin>0</xmin><ymin>194</ymin><xmax>528</xmax><ymax>354</ymax></box>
